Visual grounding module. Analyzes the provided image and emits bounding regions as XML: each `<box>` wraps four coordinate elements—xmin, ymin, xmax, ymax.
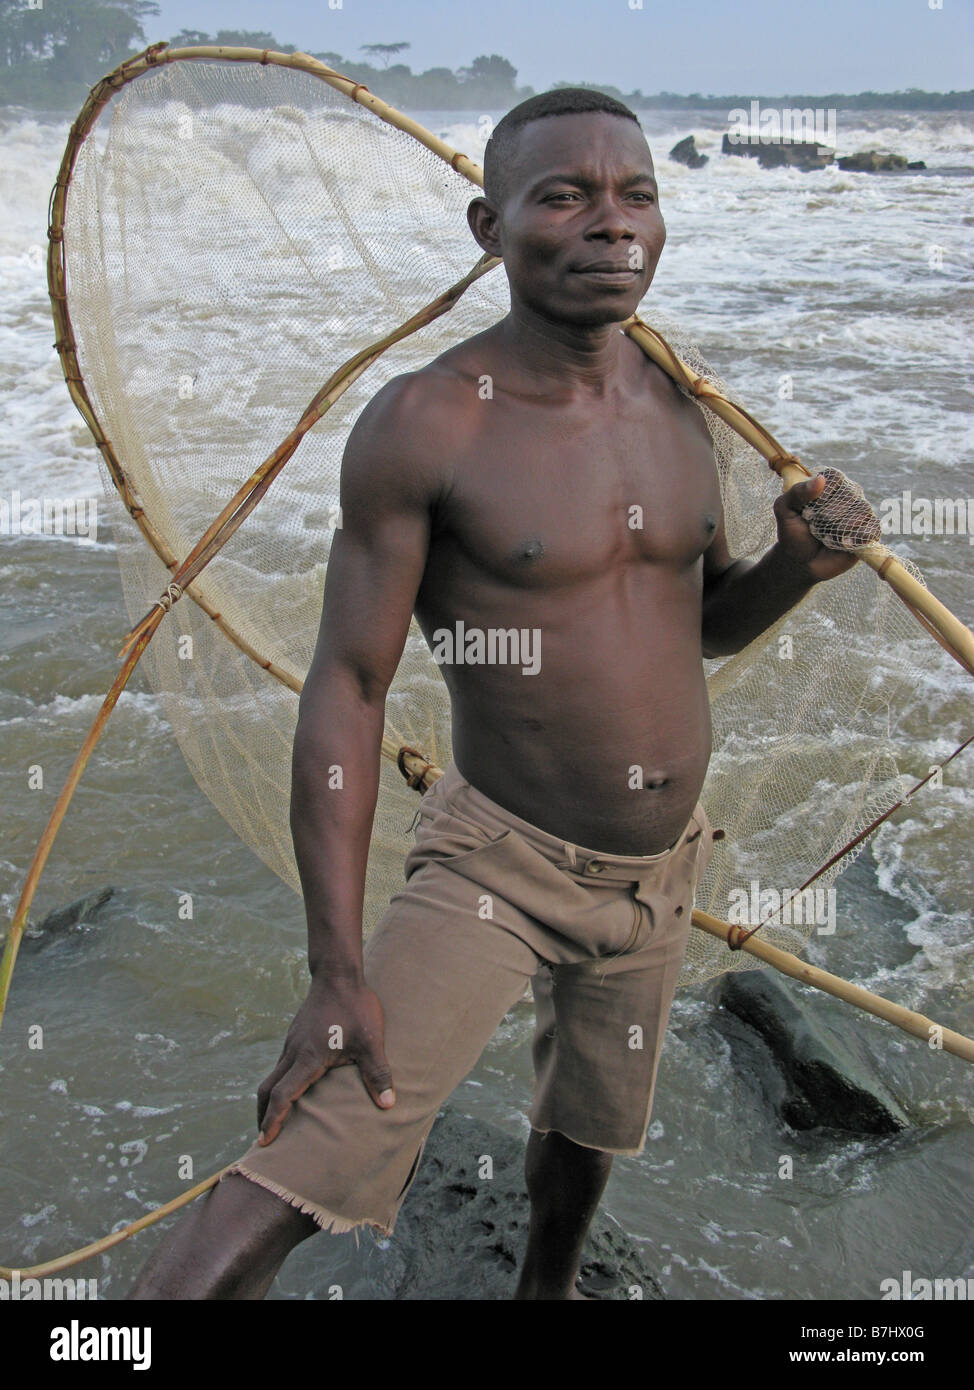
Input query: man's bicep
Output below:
<box><xmin>314</xmin><ymin>510</ymin><xmax>431</xmax><ymax>700</ymax></box>
<box><xmin>701</xmin><ymin>499</ymin><xmax>734</xmax><ymax>588</ymax></box>
<box><xmin>305</xmin><ymin>389</ymin><xmax>437</xmax><ymax>704</ymax></box>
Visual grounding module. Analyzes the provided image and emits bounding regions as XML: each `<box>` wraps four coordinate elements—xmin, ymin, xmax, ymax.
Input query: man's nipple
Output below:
<box><xmin>511</xmin><ymin>536</ymin><xmax>546</xmax><ymax>564</ymax></box>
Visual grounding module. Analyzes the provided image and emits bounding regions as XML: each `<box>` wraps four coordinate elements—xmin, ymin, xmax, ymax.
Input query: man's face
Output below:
<box><xmin>474</xmin><ymin>111</ymin><xmax>666</xmax><ymax>327</ymax></box>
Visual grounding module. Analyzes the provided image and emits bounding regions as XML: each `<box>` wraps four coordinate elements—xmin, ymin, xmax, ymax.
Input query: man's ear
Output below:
<box><xmin>466</xmin><ymin>196</ymin><xmax>503</xmax><ymax>260</ymax></box>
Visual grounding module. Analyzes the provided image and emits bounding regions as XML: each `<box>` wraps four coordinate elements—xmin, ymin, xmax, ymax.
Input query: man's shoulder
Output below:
<box><xmin>356</xmin><ymin>357</ymin><xmax>474</xmax><ymax>434</ymax></box>
<box><xmin>638</xmin><ymin>343</ymin><xmax>718</xmax><ymax>456</ymax></box>
<box><xmin>345</xmin><ymin>328</ymin><xmax>501</xmax><ymax>475</ymax></box>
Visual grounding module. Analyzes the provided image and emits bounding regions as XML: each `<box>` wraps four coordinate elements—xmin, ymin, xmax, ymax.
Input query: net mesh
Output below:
<box><xmin>62</xmin><ymin>58</ymin><xmax>932</xmax><ymax>984</ymax></box>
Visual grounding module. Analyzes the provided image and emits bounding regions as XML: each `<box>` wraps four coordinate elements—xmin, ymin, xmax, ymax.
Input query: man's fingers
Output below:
<box><xmin>358</xmin><ymin>1050</ymin><xmax>396</xmax><ymax>1109</ymax></box>
<box><xmin>256</xmin><ymin>1054</ymin><xmax>292</xmax><ymax>1130</ymax></box>
<box><xmin>258</xmin><ymin>1055</ymin><xmax>330</xmax><ymax>1146</ymax></box>
<box><xmin>779</xmin><ymin>473</ymin><xmax>826</xmax><ymax>513</ymax></box>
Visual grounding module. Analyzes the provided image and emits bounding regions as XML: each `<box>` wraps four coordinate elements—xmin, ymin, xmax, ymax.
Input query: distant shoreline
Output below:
<box><xmin>2</xmin><ymin>10</ymin><xmax>970</xmax><ymax>116</ymax></box>
<box><xmin>0</xmin><ymin>69</ymin><xmax>971</xmax><ymax>118</ymax></box>
<box><xmin>3</xmin><ymin>97</ymin><xmax>973</xmax><ymax>125</ymax></box>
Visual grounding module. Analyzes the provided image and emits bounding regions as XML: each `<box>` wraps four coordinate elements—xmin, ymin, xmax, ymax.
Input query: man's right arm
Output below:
<box><xmin>257</xmin><ymin>375</ymin><xmax>445</xmax><ymax>1145</ymax></box>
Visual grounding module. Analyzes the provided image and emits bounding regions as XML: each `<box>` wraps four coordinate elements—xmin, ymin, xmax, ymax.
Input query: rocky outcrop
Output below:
<box><xmin>836</xmin><ymin>151</ymin><xmax>911</xmax><ymax>172</ymax></box>
<box><xmin>722</xmin><ymin>133</ymin><xmax>834</xmax><ymax>170</ymax></box>
<box><xmin>361</xmin><ymin>1107</ymin><xmax>665</xmax><ymax>1300</ymax></box>
<box><xmin>669</xmin><ymin>135</ymin><xmax>708</xmax><ymax>169</ymax></box>
<box><xmin>714</xmin><ymin>970</ymin><xmax>909</xmax><ymax>1135</ymax></box>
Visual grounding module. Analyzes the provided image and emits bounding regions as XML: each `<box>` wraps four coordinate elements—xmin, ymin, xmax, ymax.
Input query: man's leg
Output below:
<box><xmin>127</xmin><ymin>816</ymin><xmax>542</xmax><ymax>1300</ymax></box>
<box><xmin>128</xmin><ymin>1174</ymin><xmax>320</xmax><ymax>1300</ymax></box>
<box><xmin>514</xmin><ymin>1128</ymin><xmax>613</xmax><ymax>1300</ymax></box>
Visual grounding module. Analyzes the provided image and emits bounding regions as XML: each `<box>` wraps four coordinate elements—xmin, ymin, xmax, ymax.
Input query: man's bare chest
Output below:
<box><xmin>432</xmin><ymin>398</ymin><xmax>722</xmax><ymax>589</ymax></box>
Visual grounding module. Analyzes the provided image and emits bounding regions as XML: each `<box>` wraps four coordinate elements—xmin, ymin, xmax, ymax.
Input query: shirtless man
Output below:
<box><xmin>130</xmin><ymin>89</ymin><xmax>854</xmax><ymax>1300</ymax></box>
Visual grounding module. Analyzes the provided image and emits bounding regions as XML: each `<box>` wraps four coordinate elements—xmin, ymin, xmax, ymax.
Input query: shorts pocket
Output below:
<box><xmin>405</xmin><ymin>802</ymin><xmax>512</xmax><ymax>880</ymax></box>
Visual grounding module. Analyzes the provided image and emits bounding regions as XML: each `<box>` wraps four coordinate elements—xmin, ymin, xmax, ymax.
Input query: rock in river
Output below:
<box><xmin>669</xmin><ymin>135</ymin><xmax>708</xmax><ymax>169</ymax></box>
<box><xmin>714</xmin><ymin>969</ymin><xmax>909</xmax><ymax>1135</ymax></box>
<box><xmin>361</xmin><ymin>1107</ymin><xmax>665</xmax><ymax>1299</ymax></box>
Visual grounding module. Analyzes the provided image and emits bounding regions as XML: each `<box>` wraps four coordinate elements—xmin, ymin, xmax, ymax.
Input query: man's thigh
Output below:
<box><xmin>226</xmin><ymin>853</ymin><xmax>540</xmax><ymax>1234</ymax></box>
<box><xmin>527</xmin><ymin>827</ymin><xmax>705</xmax><ymax>1157</ymax></box>
<box><xmin>363</xmin><ymin>857</ymin><xmax>542</xmax><ymax>1097</ymax></box>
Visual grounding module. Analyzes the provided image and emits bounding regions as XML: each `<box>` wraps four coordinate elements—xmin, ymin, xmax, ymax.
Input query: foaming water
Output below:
<box><xmin>0</xmin><ymin>104</ymin><xmax>971</xmax><ymax>1299</ymax></box>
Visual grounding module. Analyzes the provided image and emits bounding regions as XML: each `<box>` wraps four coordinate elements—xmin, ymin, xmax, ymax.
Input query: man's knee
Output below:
<box><xmin>527</xmin><ymin>1127</ymin><xmax>614</xmax><ymax>1170</ymax></box>
<box><xmin>127</xmin><ymin>1173</ymin><xmax>321</xmax><ymax>1300</ymax></box>
<box><xmin>211</xmin><ymin>1171</ymin><xmax>321</xmax><ymax>1246</ymax></box>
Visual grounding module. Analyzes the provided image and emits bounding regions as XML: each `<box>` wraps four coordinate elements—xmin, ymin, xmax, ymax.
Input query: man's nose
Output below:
<box><xmin>583</xmin><ymin>195</ymin><xmax>637</xmax><ymax>239</ymax></box>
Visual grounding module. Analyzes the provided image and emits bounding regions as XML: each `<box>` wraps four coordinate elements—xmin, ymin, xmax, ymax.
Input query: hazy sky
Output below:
<box><xmin>147</xmin><ymin>0</ymin><xmax>973</xmax><ymax>95</ymax></box>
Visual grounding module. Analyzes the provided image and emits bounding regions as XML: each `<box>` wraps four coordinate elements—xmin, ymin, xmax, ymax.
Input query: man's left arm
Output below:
<box><xmin>701</xmin><ymin>474</ymin><xmax>858</xmax><ymax>658</ymax></box>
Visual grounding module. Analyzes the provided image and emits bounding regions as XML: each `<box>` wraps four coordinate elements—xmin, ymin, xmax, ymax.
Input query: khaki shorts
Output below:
<box><xmin>226</xmin><ymin>760</ymin><xmax>717</xmax><ymax>1237</ymax></box>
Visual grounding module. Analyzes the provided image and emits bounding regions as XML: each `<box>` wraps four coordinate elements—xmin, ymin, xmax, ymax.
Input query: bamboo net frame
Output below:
<box><xmin>1</xmin><ymin>41</ymin><xmax>972</xmax><ymax>1276</ymax></box>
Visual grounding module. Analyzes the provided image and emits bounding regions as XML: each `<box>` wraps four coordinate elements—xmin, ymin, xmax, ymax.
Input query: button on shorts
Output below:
<box><xmin>226</xmin><ymin>760</ymin><xmax>717</xmax><ymax>1237</ymax></box>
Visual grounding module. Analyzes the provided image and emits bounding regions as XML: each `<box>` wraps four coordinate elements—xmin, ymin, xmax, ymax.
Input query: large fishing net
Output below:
<box><xmin>60</xmin><ymin>52</ymin><xmax>934</xmax><ymax>985</ymax></box>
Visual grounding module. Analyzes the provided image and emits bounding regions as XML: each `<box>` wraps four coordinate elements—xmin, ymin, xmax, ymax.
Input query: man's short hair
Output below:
<box><xmin>483</xmin><ymin>88</ymin><xmax>642</xmax><ymax>212</ymax></box>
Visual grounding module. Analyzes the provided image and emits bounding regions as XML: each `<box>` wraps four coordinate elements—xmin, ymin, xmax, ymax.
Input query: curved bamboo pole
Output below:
<box><xmin>5</xmin><ymin>38</ymin><xmax>970</xmax><ymax>1282</ymax></box>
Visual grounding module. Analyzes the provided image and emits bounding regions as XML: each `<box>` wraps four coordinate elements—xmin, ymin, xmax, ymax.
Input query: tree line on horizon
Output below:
<box><xmin>0</xmin><ymin>1</ymin><xmax>970</xmax><ymax>112</ymax></box>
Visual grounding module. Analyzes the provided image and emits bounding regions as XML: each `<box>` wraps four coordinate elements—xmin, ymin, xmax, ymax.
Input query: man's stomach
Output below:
<box><xmin>439</xmin><ymin>638</ymin><xmax>713</xmax><ymax>856</ymax></box>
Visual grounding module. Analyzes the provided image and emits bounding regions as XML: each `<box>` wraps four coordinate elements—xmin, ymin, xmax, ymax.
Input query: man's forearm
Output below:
<box><xmin>701</xmin><ymin>541</ymin><xmax>817</xmax><ymax>657</ymax></box>
<box><xmin>289</xmin><ymin>673</ymin><xmax>387</xmax><ymax>981</ymax></box>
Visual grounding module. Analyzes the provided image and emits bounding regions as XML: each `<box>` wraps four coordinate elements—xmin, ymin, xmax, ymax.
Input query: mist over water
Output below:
<box><xmin>1</xmin><ymin>105</ymin><xmax>972</xmax><ymax>1299</ymax></box>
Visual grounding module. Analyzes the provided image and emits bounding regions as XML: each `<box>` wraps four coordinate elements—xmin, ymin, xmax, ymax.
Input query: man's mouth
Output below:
<box><xmin>571</xmin><ymin>260</ymin><xmax>640</xmax><ymax>284</ymax></box>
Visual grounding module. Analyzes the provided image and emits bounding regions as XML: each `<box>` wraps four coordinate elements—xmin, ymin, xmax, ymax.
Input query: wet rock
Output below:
<box><xmin>714</xmin><ymin>970</ymin><xmax>909</xmax><ymax>1135</ymax></box>
<box><xmin>907</xmin><ymin>160</ymin><xmax>927</xmax><ymax>170</ymax></box>
<box><xmin>669</xmin><ymin>135</ymin><xmax>708</xmax><ymax>169</ymax></box>
<box><xmin>758</xmin><ymin>142</ymin><xmax>834</xmax><ymax>171</ymax></box>
<box><xmin>25</xmin><ymin>886</ymin><xmax>115</xmax><ymax>942</ymax></box>
<box><xmin>362</xmin><ymin>1107</ymin><xmax>664</xmax><ymax>1300</ymax></box>
<box><xmin>836</xmin><ymin>150</ymin><xmax>909</xmax><ymax>172</ymax></box>
<box><xmin>722</xmin><ymin>133</ymin><xmax>834</xmax><ymax>170</ymax></box>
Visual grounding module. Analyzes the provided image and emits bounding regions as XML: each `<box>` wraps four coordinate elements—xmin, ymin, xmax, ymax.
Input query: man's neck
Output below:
<box><xmin>496</xmin><ymin>302</ymin><xmax>634</xmax><ymax>400</ymax></box>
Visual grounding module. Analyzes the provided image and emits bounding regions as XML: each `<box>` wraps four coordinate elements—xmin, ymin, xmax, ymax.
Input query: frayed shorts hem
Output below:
<box><xmin>528</xmin><ymin>1122</ymin><xmax>647</xmax><ymax>1159</ymax></box>
<box><xmin>224</xmin><ymin>1163</ymin><xmax>396</xmax><ymax>1248</ymax></box>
